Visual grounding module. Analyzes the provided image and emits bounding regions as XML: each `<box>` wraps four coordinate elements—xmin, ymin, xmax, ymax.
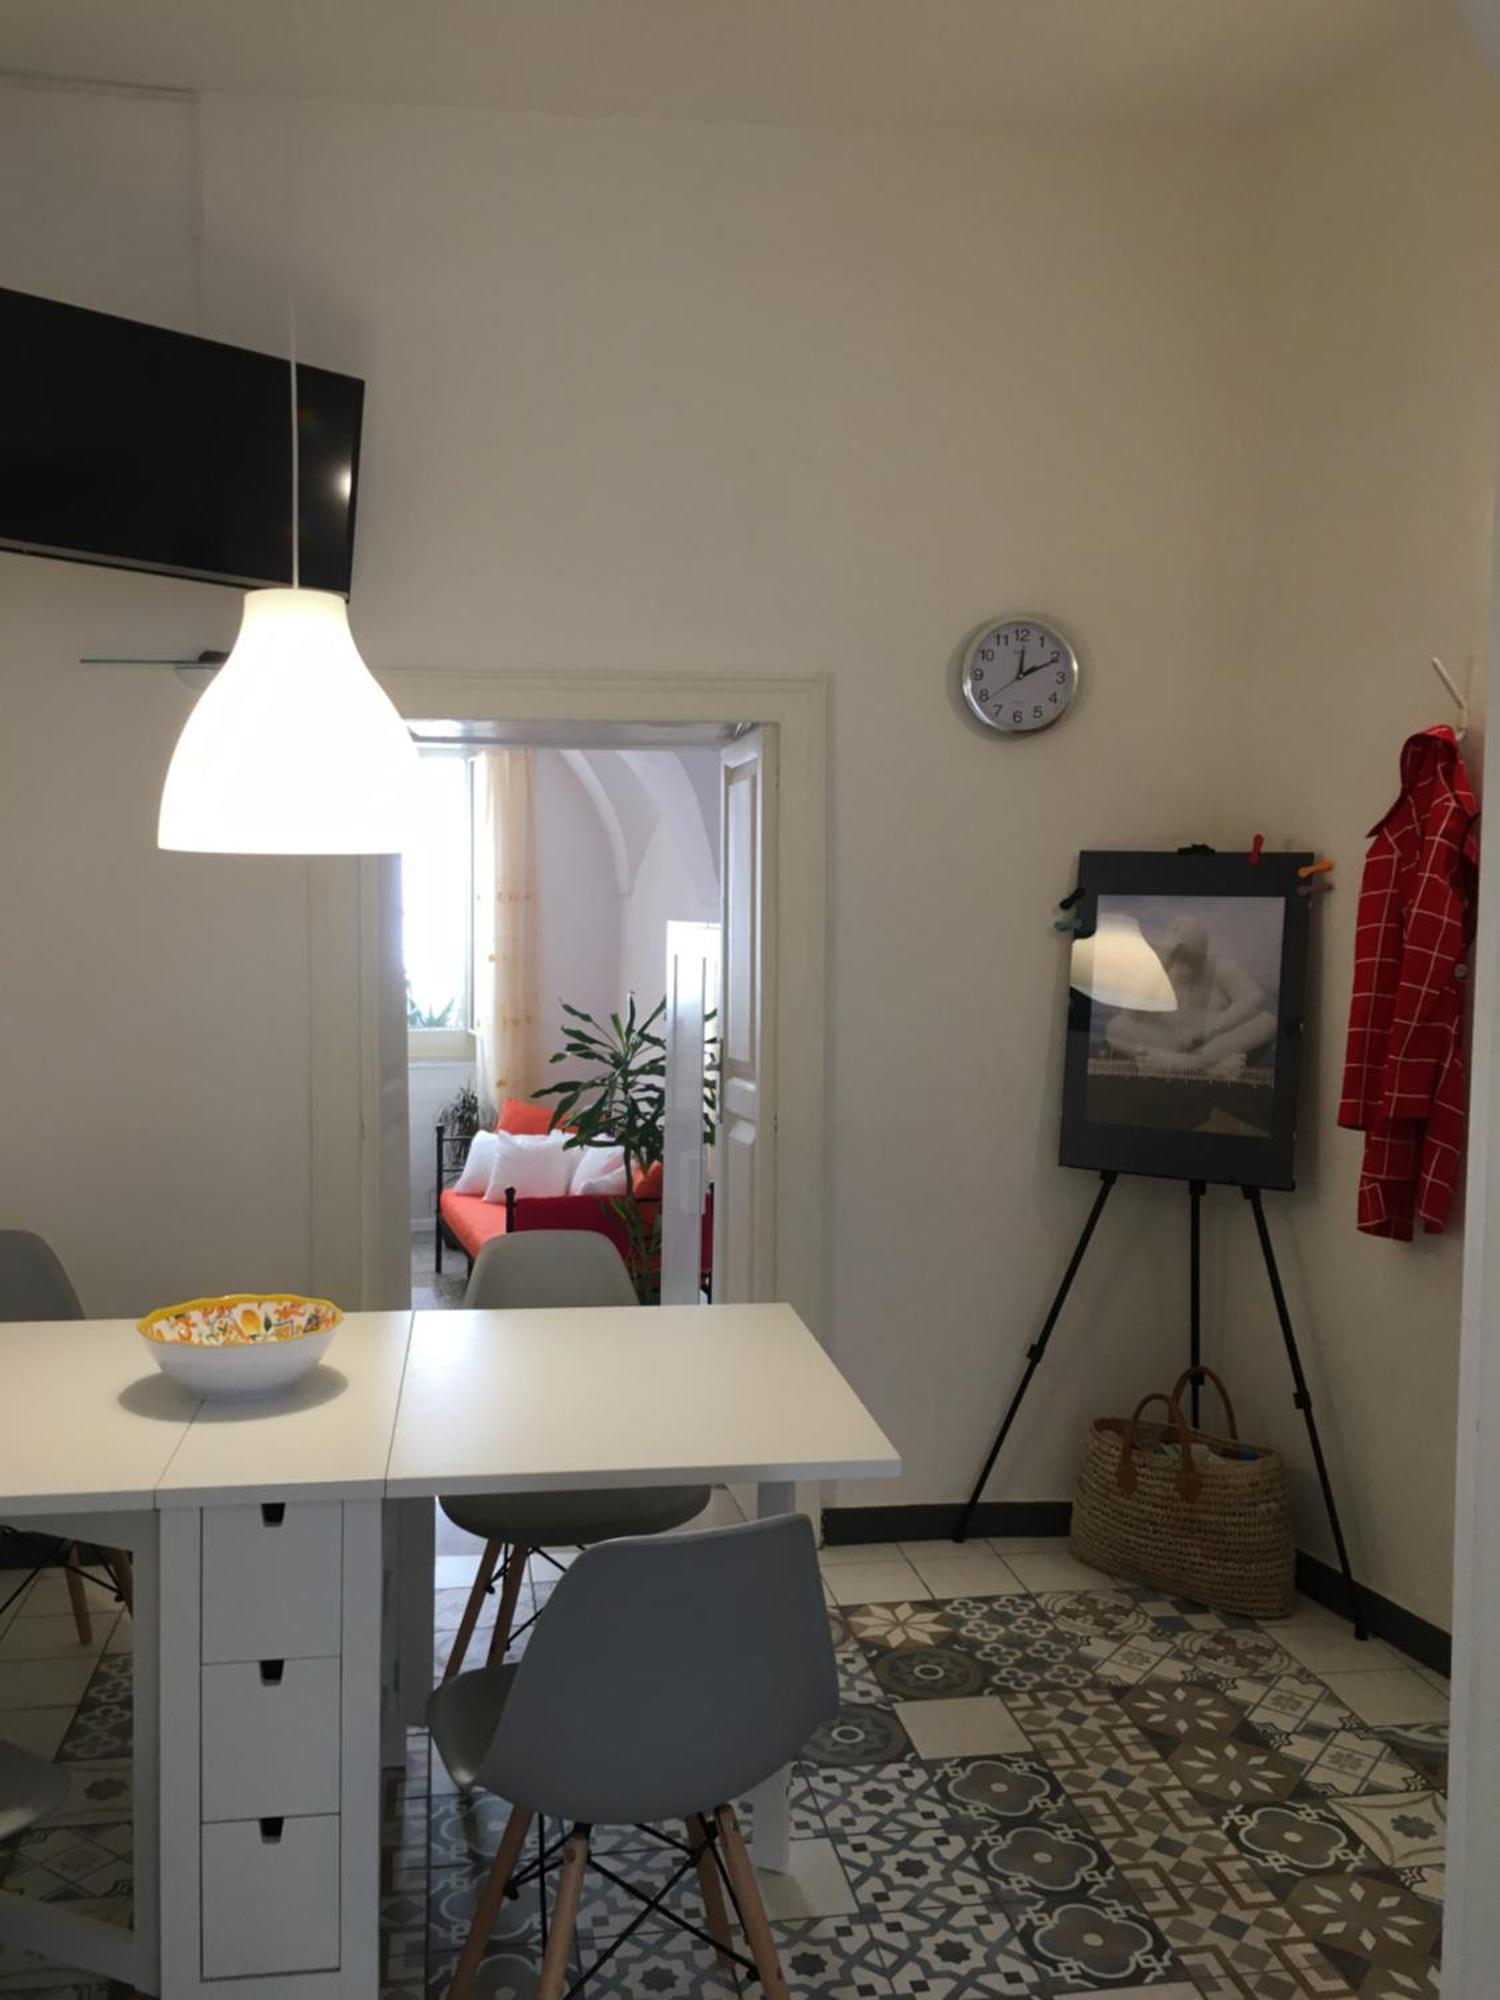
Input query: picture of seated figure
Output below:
<box><xmin>1103</xmin><ymin>917</ymin><xmax>1278</xmax><ymax>1079</ymax></box>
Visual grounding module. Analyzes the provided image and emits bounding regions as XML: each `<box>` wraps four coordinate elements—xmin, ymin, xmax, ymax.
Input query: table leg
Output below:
<box><xmin>131</xmin><ymin>1514</ymin><xmax>161</xmax><ymax>1995</ymax></box>
<box><xmin>388</xmin><ymin>1496</ymin><xmax>436</xmax><ymax>1743</ymax></box>
<box><xmin>750</xmin><ymin>1480</ymin><xmax>797</xmax><ymax>1873</ymax></box>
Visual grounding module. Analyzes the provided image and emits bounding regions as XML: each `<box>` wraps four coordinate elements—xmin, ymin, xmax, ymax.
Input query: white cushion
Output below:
<box><xmin>451</xmin><ymin>1129</ymin><xmax>500</xmax><ymax>1197</ymax></box>
<box><xmin>569</xmin><ymin>1143</ymin><xmax>628</xmax><ymax>1198</ymax></box>
<box><xmin>482</xmin><ymin>1128</ymin><xmax>574</xmax><ymax>1203</ymax></box>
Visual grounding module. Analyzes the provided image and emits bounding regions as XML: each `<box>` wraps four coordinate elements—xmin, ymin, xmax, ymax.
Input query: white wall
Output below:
<box><xmin>2</xmin><ymin>24</ymin><xmax>1496</xmax><ymax>1625</ymax></box>
<box><xmin>532</xmin><ymin>749</ymin><xmax>621</xmax><ymax>1056</ymax></box>
<box><xmin>406</xmin><ymin>1056</ymin><xmax>470</xmax><ymax>1226</ymax></box>
<box><xmin>618</xmin><ymin>750</ymin><xmax>721</xmax><ymax>1007</ymax></box>
<box><xmin>1206</xmin><ymin>26</ymin><xmax>1500</xmax><ymax>1629</ymax></box>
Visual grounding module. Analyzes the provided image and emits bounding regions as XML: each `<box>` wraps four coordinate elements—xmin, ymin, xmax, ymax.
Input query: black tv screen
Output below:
<box><xmin>1059</xmin><ymin>849</ymin><xmax>1312</xmax><ymax>1190</ymax></box>
<box><xmin>0</xmin><ymin>287</ymin><xmax>363</xmax><ymax>594</ymax></box>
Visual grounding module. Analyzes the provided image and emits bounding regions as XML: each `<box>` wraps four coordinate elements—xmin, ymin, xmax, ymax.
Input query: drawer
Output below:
<box><xmin>201</xmin><ymin>1814</ymin><xmax>340</xmax><ymax>1978</ymax></box>
<box><xmin>201</xmin><ymin>1501</ymin><xmax>342</xmax><ymax>1663</ymax></box>
<box><xmin>201</xmin><ymin>1658</ymin><xmax>341</xmax><ymax>1823</ymax></box>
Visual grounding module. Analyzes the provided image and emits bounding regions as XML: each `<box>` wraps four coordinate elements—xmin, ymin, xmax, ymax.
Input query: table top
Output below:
<box><xmin>0</xmin><ymin>1319</ymin><xmax>199</xmax><ymax>1516</ymax></box>
<box><xmin>0</xmin><ymin>1303</ymin><xmax>900</xmax><ymax>1517</ymax></box>
<box><xmin>386</xmin><ymin>1303</ymin><xmax>902</xmax><ymax>1497</ymax></box>
<box><xmin>153</xmin><ymin>1312</ymin><xmax>413</xmax><ymax>1509</ymax></box>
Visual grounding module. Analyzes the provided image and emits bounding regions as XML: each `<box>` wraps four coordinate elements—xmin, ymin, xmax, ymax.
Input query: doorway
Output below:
<box><xmin>304</xmin><ymin>671</ymin><xmax>828</xmax><ymax>1334</ymax></box>
<box><xmin>399</xmin><ymin>730</ymin><xmax>730</xmax><ymax>1310</ymax></box>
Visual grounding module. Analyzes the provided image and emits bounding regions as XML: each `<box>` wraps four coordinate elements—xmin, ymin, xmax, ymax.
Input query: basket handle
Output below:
<box><xmin>1167</xmin><ymin>1365</ymin><xmax>1240</xmax><ymax>1440</ymax></box>
<box><xmin>1116</xmin><ymin>1392</ymin><xmax>1202</xmax><ymax>1503</ymax></box>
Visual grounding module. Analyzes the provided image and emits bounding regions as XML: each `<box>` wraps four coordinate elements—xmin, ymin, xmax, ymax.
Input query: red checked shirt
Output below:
<box><xmin>1339</xmin><ymin>725</ymin><xmax>1479</xmax><ymax>1239</ymax></box>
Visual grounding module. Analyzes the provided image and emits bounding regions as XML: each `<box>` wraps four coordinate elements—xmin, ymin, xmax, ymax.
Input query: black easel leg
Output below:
<box><xmin>954</xmin><ymin>1171</ymin><xmax>1118</xmax><ymax>1544</ymax></box>
<box><xmin>1189</xmin><ymin>1181</ymin><xmax>1204</xmax><ymax>1426</ymax></box>
<box><xmin>1244</xmin><ymin>1188</ymin><xmax>1368</xmax><ymax>1639</ymax></box>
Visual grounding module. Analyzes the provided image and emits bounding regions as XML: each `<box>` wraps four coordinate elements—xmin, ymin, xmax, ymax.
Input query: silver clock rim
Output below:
<box><xmin>959</xmin><ymin>614</ymin><xmax>1080</xmax><ymax>734</ymax></box>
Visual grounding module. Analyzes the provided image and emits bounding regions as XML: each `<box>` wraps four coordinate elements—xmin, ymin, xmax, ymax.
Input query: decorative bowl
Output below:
<box><xmin>137</xmin><ymin>1294</ymin><xmax>342</xmax><ymax>1401</ymax></box>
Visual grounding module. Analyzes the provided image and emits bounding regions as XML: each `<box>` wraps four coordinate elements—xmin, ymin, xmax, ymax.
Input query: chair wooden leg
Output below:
<box><xmin>536</xmin><ymin>1830</ymin><xmax>589</xmax><ymax>2000</ymax></box>
<box><xmin>687</xmin><ymin>1813</ymin><xmax>736</xmax><ymax>1974</ymax></box>
<box><xmin>485</xmin><ymin>1543</ymin><xmax>530</xmax><ymax>1665</ymax></box>
<box><xmin>715</xmin><ymin>1804</ymin><xmax>790</xmax><ymax>2000</ymax></box>
<box><xmin>105</xmin><ymin>1549</ymin><xmax>134</xmax><ymax>1617</ymax></box>
<box><xmin>63</xmin><ymin>1547</ymin><xmax>92</xmax><ymax>1647</ymax></box>
<box><xmin>443</xmin><ymin>1539</ymin><xmax>503</xmax><ymax>1682</ymax></box>
<box><xmin>446</xmin><ymin>1803</ymin><xmax>534</xmax><ymax>2000</ymax></box>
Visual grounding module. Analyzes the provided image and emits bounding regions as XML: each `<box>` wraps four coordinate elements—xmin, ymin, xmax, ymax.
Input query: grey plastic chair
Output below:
<box><xmin>0</xmin><ymin>1738</ymin><xmax>69</xmax><ymax>1846</ymax></box>
<box><xmin>0</xmin><ymin>1232</ymin><xmax>134</xmax><ymax>1635</ymax></box>
<box><xmin>439</xmin><ymin>1233</ymin><xmax>711</xmax><ymax>1679</ymax></box>
<box><xmin>427</xmin><ymin>1514</ymin><xmax>835</xmax><ymax>2000</ymax></box>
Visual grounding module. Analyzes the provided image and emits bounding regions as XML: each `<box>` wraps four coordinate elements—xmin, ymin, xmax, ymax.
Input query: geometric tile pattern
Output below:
<box><xmin>0</xmin><ymin>1538</ymin><xmax>1449</xmax><ymax>2000</ymax></box>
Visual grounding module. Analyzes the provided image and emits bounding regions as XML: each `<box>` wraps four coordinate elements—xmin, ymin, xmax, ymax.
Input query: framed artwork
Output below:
<box><xmin>1059</xmin><ymin>849</ymin><xmax>1312</xmax><ymax>1189</ymax></box>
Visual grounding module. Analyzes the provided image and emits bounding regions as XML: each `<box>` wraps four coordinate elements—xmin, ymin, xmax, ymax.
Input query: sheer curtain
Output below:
<box><xmin>472</xmin><ymin>748</ymin><xmax>541</xmax><ymax>1114</ymax></box>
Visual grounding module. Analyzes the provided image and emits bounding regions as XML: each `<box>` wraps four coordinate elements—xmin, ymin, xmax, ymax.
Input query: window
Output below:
<box><xmin>402</xmin><ymin>754</ymin><xmax>473</xmax><ymax>1051</ymax></box>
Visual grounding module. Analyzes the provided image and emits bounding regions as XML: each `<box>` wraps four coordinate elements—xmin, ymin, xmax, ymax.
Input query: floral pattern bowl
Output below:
<box><xmin>137</xmin><ymin>1295</ymin><xmax>342</xmax><ymax>1401</ymax></box>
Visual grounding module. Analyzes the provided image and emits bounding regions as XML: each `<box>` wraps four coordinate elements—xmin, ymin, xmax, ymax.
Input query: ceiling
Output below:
<box><xmin>0</xmin><ymin>0</ymin><xmax>1437</xmax><ymax>132</ymax></box>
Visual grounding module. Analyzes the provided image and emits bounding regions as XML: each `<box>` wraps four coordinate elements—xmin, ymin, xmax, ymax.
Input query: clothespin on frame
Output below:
<box><xmin>1054</xmin><ymin>886</ymin><xmax>1085</xmax><ymax>934</ymax></box>
<box><xmin>1298</xmin><ymin>858</ymin><xmax>1334</xmax><ymax>897</ymax></box>
<box><xmin>1248</xmin><ymin>834</ymin><xmax>1264</xmax><ymax>865</ymax></box>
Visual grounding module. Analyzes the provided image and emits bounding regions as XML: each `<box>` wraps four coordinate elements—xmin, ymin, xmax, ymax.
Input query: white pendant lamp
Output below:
<box><xmin>158</xmin><ymin>586</ymin><xmax>418</xmax><ymax>854</ymax></box>
<box><xmin>158</xmin><ymin>245</ymin><xmax>418</xmax><ymax>852</ymax></box>
<box><xmin>1069</xmin><ymin>913</ymin><xmax>1176</xmax><ymax>1011</ymax></box>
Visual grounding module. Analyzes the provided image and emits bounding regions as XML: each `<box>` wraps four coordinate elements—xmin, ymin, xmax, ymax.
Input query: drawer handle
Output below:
<box><xmin>260</xmin><ymin>1503</ymin><xmax>287</xmax><ymax>1527</ymax></box>
<box><xmin>259</xmin><ymin>1660</ymin><xmax>285</xmax><ymax>1686</ymax></box>
<box><xmin>259</xmin><ymin>1818</ymin><xmax>285</xmax><ymax>1844</ymax></box>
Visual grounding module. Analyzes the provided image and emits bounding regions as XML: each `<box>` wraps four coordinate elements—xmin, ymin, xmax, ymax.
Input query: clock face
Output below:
<box><xmin>960</xmin><ymin>617</ymin><xmax>1080</xmax><ymax>734</ymax></box>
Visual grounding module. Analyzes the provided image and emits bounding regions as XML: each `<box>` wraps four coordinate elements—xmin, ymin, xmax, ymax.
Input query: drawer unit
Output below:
<box><xmin>201</xmin><ymin>1814</ymin><xmax>340</xmax><ymax>1979</ymax></box>
<box><xmin>200</xmin><ymin>1657</ymin><xmax>341</xmax><ymax>1823</ymax></box>
<box><xmin>201</xmin><ymin>1500</ymin><xmax>342</xmax><ymax>1663</ymax></box>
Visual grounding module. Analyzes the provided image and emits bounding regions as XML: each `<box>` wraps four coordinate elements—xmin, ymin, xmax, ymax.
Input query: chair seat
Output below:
<box><xmin>441</xmin><ymin>1484</ymin><xmax>712</xmax><ymax>1549</ymax></box>
<box><xmin>0</xmin><ymin>1738</ymin><xmax>69</xmax><ymax>1844</ymax></box>
<box><xmin>428</xmin><ymin>1662</ymin><xmax>518</xmax><ymax>1792</ymax></box>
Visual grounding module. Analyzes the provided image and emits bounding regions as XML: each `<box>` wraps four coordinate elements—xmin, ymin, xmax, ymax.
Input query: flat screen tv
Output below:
<box><xmin>1059</xmin><ymin>849</ymin><xmax>1312</xmax><ymax>1190</ymax></box>
<box><xmin>0</xmin><ymin>286</ymin><xmax>363</xmax><ymax>594</ymax></box>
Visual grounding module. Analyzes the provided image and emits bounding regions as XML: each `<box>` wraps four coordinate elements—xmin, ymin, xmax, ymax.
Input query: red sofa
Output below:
<box><xmin>435</xmin><ymin>1099</ymin><xmax>712</xmax><ymax>1285</ymax></box>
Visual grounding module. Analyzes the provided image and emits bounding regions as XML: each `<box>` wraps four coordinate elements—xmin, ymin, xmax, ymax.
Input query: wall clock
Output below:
<box><xmin>960</xmin><ymin>616</ymin><xmax>1081</xmax><ymax>734</ymax></box>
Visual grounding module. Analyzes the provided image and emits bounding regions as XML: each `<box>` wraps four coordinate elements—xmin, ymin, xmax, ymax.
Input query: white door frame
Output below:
<box><xmin>306</xmin><ymin>670</ymin><xmax>829</xmax><ymax>1339</ymax></box>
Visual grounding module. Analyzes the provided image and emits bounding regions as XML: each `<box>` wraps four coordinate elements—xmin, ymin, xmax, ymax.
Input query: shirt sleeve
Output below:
<box><xmin>1376</xmin><ymin>799</ymin><xmax>1473</xmax><ymax>1122</ymax></box>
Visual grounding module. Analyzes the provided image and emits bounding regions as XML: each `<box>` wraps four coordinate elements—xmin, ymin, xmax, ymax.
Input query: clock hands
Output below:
<box><xmin>1012</xmin><ymin>648</ymin><xmax>1060</xmax><ymax>687</ymax></box>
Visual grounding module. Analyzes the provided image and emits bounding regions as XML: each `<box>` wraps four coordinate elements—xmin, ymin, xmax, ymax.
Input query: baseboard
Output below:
<box><xmin>820</xmin><ymin>1503</ymin><xmax>1451</xmax><ymax>1676</ymax></box>
<box><xmin>820</xmin><ymin>1500</ymin><xmax>1072</xmax><ymax>1544</ymax></box>
<box><xmin>1295</xmin><ymin>1550</ymin><xmax>1451</xmax><ymax>1677</ymax></box>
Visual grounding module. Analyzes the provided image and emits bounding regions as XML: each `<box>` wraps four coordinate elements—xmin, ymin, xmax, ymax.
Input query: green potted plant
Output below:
<box><xmin>535</xmin><ymin>995</ymin><xmax>717</xmax><ymax>1302</ymax></box>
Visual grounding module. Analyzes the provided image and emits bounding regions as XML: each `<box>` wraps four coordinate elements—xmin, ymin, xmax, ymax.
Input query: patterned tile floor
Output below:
<box><xmin>0</xmin><ymin>1528</ymin><xmax>1449</xmax><ymax>2000</ymax></box>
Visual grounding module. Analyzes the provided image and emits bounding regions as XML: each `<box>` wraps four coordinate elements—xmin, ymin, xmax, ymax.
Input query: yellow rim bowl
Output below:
<box><xmin>137</xmin><ymin>1293</ymin><xmax>343</xmax><ymax>1348</ymax></box>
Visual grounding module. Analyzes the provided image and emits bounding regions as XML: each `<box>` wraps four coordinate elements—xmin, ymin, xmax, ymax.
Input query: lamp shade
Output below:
<box><xmin>1070</xmin><ymin>913</ymin><xmax>1176</xmax><ymax>1011</ymax></box>
<box><xmin>158</xmin><ymin>588</ymin><xmax>419</xmax><ymax>854</ymax></box>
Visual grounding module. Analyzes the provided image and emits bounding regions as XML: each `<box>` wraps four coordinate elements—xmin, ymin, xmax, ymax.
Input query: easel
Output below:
<box><xmin>953</xmin><ymin>1169</ymin><xmax>1369</xmax><ymax>1639</ymax></box>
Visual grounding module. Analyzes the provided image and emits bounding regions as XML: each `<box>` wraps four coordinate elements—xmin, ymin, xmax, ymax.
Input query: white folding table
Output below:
<box><xmin>0</xmin><ymin>1302</ymin><xmax>899</xmax><ymax>1999</ymax></box>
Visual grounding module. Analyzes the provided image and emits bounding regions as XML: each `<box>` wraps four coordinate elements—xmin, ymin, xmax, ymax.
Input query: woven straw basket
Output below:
<box><xmin>1070</xmin><ymin>1366</ymin><xmax>1294</xmax><ymax>1619</ymax></box>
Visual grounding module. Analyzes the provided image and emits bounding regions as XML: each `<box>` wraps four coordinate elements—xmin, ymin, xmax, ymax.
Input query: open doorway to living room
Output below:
<box><xmin>399</xmin><ymin>721</ymin><xmax>747</xmax><ymax>1314</ymax></box>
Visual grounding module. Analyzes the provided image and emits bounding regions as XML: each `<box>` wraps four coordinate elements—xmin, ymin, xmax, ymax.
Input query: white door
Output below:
<box><xmin>714</xmin><ymin>729</ymin><xmax>777</xmax><ymax>1303</ymax></box>
<box><xmin>660</xmin><ymin>923</ymin><xmax>718</xmax><ymax>1306</ymax></box>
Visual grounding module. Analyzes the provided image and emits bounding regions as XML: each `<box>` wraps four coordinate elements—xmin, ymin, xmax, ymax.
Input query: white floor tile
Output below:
<box><xmin>0</xmin><ymin>1613</ymin><xmax>115</xmax><ymax>1664</ymax></box>
<box><xmin>823</xmin><ymin>1560</ymin><xmax>924</xmax><ymax>1606</ymax></box>
<box><xmin>0</xmin><ymin>1707</ymin><xmax>73</xmax><ymax>1757</ymax></box>
<box><xmin>754</xmin><ymin>1837</ymin><xmax>857</xmax><ymax>1920</ymax></box>
<box><xmin>985</xmin><ymin>1536</ymin><xmax>1070</xmax><ymax>1555</ymax></box>
<box><xmin>0</xmin><ymin>1658</ymin><xmax>97</xmax><ymax>1709</ymax></box>
<box><xmin>818</xmin><ymin>1543</ymin><xmax>904</xmax><ymax>1567</ymax></box>
<box><xmin>1323</xmin><ymin>1667</ymin><xmax>1450</xmax><ymax>1726</ymax></box>
<box><xmin>434</xmin><ymin>1553</ymin><xmax>485</xmax><ymax>1588</ymax></box>
<box><xmin>1414</xmin><ymin>1662</ymin><xmax>1451</xmax><ymax>1694</ymax></box>
<box><xmin>1275</xmin><ymin>1624</ymin><xmax>1397</xmax><ymax>1674</ymax></box>
<box><xmin>1005</xmin><ymin>1550</ymin><xmax>1116</xmax><ymax>1593</ymax></box>
<box><xmin>906</xmin><ymin>1555</ymin><xmax>1026</xmax><ymax>1601</ymax></box>
<box><xmin>895</xmin><ymin>1694</ymin><xmax>1030</xmax><ymax>1759</ymax></box>
<box><xmin>896</xmin><ymin>1540</ymin><xmax>968</xmax><ymax>1559</ymax></box>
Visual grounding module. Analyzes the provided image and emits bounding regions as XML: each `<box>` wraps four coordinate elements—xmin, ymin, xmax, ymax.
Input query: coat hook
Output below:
<box><xmin>1431</xmin><ymin>656</ymin><xmax>1470</xmax><ymax>741</ymax></box>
